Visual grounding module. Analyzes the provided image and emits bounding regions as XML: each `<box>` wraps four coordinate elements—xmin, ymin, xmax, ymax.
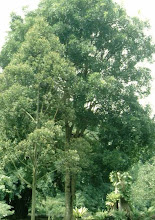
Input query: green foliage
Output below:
<box><xmin>131</xmin><ymin>157</ymin><xmax>155</xmax><ymax>210</ymax></box>
<box><xmin>0</xmin><ymin>202</ymin><xmax>14</xmax><ymax>219</ymax></box>
<box><xmin>130</xmin><ymin>208</ymin><xmax>144</xmax><ymax>220</ymax></box>
<box><xmin>106</xmin><ymin>192</ymin><xmax>120</xmax><ymax>209</ymax></box>
<box><xmin>73</xmin><ymin>207</ymin><xmax>88</xmax><ymax>218</ymax></box>
<box><xmin>75</xmin><ymin>181</ymin><xmax>111</xmax><ymax>213</ymax></box>
<box><xmin>39</xmin><ymin>0</ymin><xmax>155</xmax><ymax>89</ymax></box>
<box><xmin>0</xmin><ymin>11</ymin><xmax>36</xmax><ymax>68</ymax></box>
<box><xmin>94</xmin><ymin>211</ymin><xmax>109</xmax><ymax>220</ymax></box>
<box><xmin>0</xmin><ymin>173</ymin><xmax>12</xmax><ymax>199</ymax></box>
<box><xmin>130</xmin><ymin>206</ymin><xmax>155</xmax><ymax>220</ymax></box>
<box><xmin>94</xmin><ymin>210</ymin><xmax>127</xmax><ymax>220</ymax></box>
<box><xmin>0</xmin><ymin>16</ymin><xmax>76</xmax><ymax>219</ymax></box>
<box><xmin>0</xmin><ymin>171</ymin><xmax>14</xmax><ymax>218</ymax></box>
<box><xmin>110</xmin><ymin>210</ymin><xmax>127</xmax><ymax>220</ymax></box>
<box><xmin>73</xmin><ymin>207</ymin><xmax>93</xmax><ymax>219</ymax></box>
<box><xmin>110</xmin><ymin>171</ymin><xmax>132</xmax><ymax>202</ymax></box>
<box><xmin>36</xmin><ymin>194</ymin><xmax>65</xmax><ymax>219</ymax></box>
<box><xmin>17</xmin><ymin>120</ymin><xmax>63</xmax><ymax>170</ymax></box>
<box><xmin>0</xmin><ymin>15</ymin><xmax>76</xmax><ymax>177</ymax></box>
<box><xmin>56</xmin><ymin>137</ymin><xmax>92</xmax><ymax>174</ymax></box>
<box><xmin>0</xmin><ymin>169</ymin><xmax>24</xmax><ymax>203</ymax></box>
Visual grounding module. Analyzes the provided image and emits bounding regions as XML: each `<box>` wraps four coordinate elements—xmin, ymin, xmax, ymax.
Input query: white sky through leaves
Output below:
<box><xmin>115</xmin><ymin>0</ymin><xmax>155</xmax><ymax>113</ymax></box>
<box><xmin>0</xmin><ymin>0</ymin><xmax>40</xmax><ymax>48</ymax></box>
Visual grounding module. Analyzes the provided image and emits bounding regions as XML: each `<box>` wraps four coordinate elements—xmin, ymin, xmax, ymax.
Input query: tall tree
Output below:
<box><xmin>0</xmin><ymin>0</ymin><xmax>155</xmax><ymax>219</ymax></box>
<box><xmin>37</xmin><ymin>0</ymin><xmax>155</xmax><ymax>218</ymax></box>
<box><xmin>0</xmin><ymin>17</ymin><xmax>76</xmax><ymax>219</ymax></box>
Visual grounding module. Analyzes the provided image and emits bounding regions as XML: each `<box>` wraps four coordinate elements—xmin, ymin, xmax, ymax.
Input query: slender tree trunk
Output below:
<box><xmin>31</xmin><ymin>88</ymin><xmax>40</xmax><ymax>220</ymax></box>
<box><xmin>31</xmin><ymin>143</ymin><xmax>37</xmax><ymax>220</ymax></box>
<box><xmin>71</xmin><ymin>174</ymin><xmax>76</xmax><ymax>204</ymax></box>
<box><xmin>64</xmin><ymin>171</ymin><xmax>75</xmax><ymax>220</ymax></box>
<box><xmin>65</xmin><ymin>170</ymin><xmax>72</xmax><ymax>220</ymax></box>
<box><xmin>31</xmin><ymin>165</ymin><xmax>37</xmax><ymax>220</ymax></box>
<box><xmin>64</xmin><ymin>117</ymin><xmax>76</xmax><ymax>220</ymax></box>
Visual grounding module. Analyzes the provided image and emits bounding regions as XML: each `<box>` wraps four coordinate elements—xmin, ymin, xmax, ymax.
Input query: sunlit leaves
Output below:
<box><xmin>131</xmin><ymin>158</ymin><xmax>155</xmax><ymax>209</ymax></box>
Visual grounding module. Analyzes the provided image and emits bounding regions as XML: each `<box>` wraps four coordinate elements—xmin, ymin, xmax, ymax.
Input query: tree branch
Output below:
<box><xmin>22</xmin><ymin>108</ymin><xmax>36</xmax><ymax>123</ymax></box>
<box><xmin>10</xmin><ymin>156</ymin><xmax>32</xmax><ymax>187</ymax></box>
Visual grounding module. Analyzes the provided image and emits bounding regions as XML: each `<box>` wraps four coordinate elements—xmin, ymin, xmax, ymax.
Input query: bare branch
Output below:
<box><xmin>22</xmin><ymin>108</ymin><xmax>36</xmax><ymax>123</ymax></box>
<box><xmin>54</xmin><ymin>108</ymin><xmax>59</xmax><ymax>121</ymax></box>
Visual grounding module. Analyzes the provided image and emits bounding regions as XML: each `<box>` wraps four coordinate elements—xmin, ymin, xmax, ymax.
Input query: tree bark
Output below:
<box><xmin>64</xmin><ymin>117</ymin><xmax>76</xmax><ymax>220</ymax></box>
<box><xmin>31</xmin><ymin>88</ymin><xmax>39</xmax><ymax>220</ymax></box>
<box><xmin>65</xmin><ymin>170</ymin><xmax>72</xmax><ymax>220</ymax></box>
<box><xmin>31</xmin><ymin>162</ymin><xmax>37</xmax><ymax>220</ymax></box>
<box><xmin>64</xmin><ymin>171</ymin><xmax>75</xmax><ymax>220</ymax></box>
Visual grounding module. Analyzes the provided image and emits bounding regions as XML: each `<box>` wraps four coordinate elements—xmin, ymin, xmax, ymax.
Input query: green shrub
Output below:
<box><xmin>94</xmin><ymin>211</ymin><xmax>108</xmax><ymax>219</ymax></box>
<box><xmin>0</xmin><ymin>201</ymin><xmax>14</xmax><ymax>219</ymax></box>
<box><xmin>73</xmin><ymin>207</ymin><xmax>88</xmax><ymax>218</ymax></box>
<box><xmin>130</xmin><ymin>208</ymin><xmax>144</xmax><ymax>220</ymax></box>
<box><xmin>36</xmin><ymin>194</ymin><xmax>65</xmax><ymax>219</ymax></box>
<box><xmin>111</xmin><ymin>210</ymin><xmax>127</xmax><ymax>220</ymax></box>
<box><xmin>131</xmin><ymin>206</ymin><xmax>155</xmax><ymax>220</ymax></box>
<box><xmin>73</xmin><ymin>207</ymin><xmax>93</xmax><ymax>219</ymax></box>
<box><xmin>94</xmin><ymin>210</ymin><xmax>116</xmax><ymax>220</ymax></box>
<box><xmin>94</xmin><ymin>210</ymin><xmax>128</xmax><ymax>220</ymax></box>
<box><xmin>106</xmin><ymin>192</ymin><xmax>120</xmax><ymax>210</ymax></box>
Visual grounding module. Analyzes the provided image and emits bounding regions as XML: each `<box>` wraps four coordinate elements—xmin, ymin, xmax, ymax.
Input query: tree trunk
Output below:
<box><xmin>31</xmin><ymin>165</ymin><xmax>37</xmax><ymax>220</ymax></box>
<box><xmin>71</xmin><ymin>174</ymin><xmax>76</xmax><ymax>210</ymax></box>
<box><xmin>65</xmin><ymin>170</ymin><xmax>72</xmax><ymax>220</ymax></box>
<box><xmin>31</xmin><ymin>87</ymin><xmax>39</xmax><ymax>220</ymax></box>
<box><xmin>64</xmin><ymin>119</ymin><xmax>76</xmax><ymax>220</ymax></box>
<box><xmin>31</xmin><ymin>142</ymin><xmax>37</xmax><ymax>220</ymax></box>
<box><xmin>64</xmin><ymin>171</ymin><xmax>76</xmax><ymax>220</ymax></box>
